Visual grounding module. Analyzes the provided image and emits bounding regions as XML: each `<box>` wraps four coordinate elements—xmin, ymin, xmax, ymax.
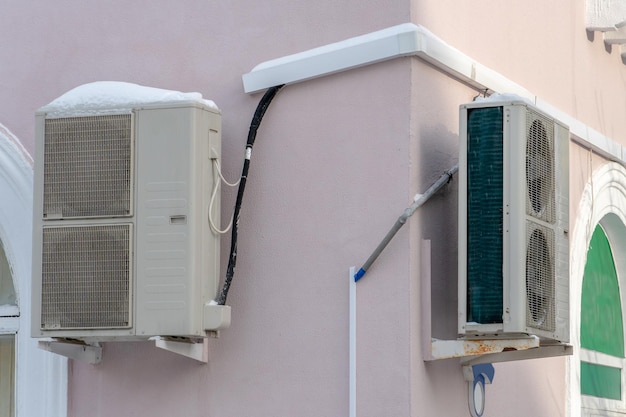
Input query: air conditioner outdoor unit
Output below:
<box><xmin>458</xmin><ymin>97</ymin><xmax>569</xmax><ymax>343</ymax></box>
<box><xmin>31</xmin><ymin>82</ymin><xmax>230</xmax><ymax>342</ymax></box>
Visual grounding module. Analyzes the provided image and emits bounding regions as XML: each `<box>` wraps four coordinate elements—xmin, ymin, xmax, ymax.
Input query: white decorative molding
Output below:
<box><xmin>569</xmin><ymin>162</ymin><xmax>626</xmax><ymax>417</ymax></box>
<box><xmin>0</xmin><ymin>125</ymin><xmax>68</xmax><ymax>417</ymax></box>
<box><xmin>586</xmin><ymin>0</ymin><xmax>626</xmax><ymax>31</ymax></box>
<box><xmin>586</xmin><ymin>0</ymin><xmax>626</xmax><ymax>61</ymax></box>
<box><xmin>604</xmin><ymin>25</ymin><xmax>626</xmax><ymax>43</ymax></box>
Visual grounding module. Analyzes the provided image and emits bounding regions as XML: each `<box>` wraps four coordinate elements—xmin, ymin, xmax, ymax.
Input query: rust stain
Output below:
<box><xmin>463</xmin><ymin>341</ymin><xmax>503</xmax><ymax>356</ymax></box>
<box><xmin>429</xmin><ymin>338</ymin><xmax>539</xmax><ymax>360</ymax></box>
<box><xmin>462</xmin><ymin>340</ymin><xmax>532</xmax><ymax>356</ymax></box>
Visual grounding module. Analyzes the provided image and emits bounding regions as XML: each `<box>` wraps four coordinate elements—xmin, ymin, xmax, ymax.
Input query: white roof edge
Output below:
<box><xmin>242</xmin><ymin>22</ymin><xmax>626</xmax><ymax>163</ymax></box>
<box><xmin>242</xmin><ymin>23</ymin><xmax>421</xmax><ymax>93</ymax></box>
<box><xmin>242</xmin><ymin>23</ymin><xmax>534</xmax><ymax>100</ymax></box>
<box><xmin>535</xmin><ymin>98</ymin><xmax>626</xmax><ymax>161</ymax></box>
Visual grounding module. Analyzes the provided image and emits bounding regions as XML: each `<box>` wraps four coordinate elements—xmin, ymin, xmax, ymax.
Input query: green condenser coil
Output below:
<box><xmin>466</xmin><ymin>106</ymin><xmax>504</xmax><ymax>324</ymax></box>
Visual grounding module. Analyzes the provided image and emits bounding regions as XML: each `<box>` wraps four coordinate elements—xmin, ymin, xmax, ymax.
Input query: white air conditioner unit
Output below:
<box><xmin>458</xmin><ymin>97</ymin><xmax>569</xmax><ymax>343</ymax></box>
<box><xmin>31</xmin><ymin>83</ymin><xmax>230</xmax><ymax>341</ymax></box>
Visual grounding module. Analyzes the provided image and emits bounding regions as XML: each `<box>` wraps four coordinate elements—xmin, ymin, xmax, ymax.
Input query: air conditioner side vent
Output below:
<box><xmin>525</xmin><ymin>110</ymin><xmax>555</xmax><ymax>223</ymax></box>
<box><xmin>41</xmin><ymin>224</ymin><xmax>132</xmax><ymax>330</ymax></box>
<box><xmin>42</xmin><ymin>114</ymin><xmax>133</xmax><ymax>219</ymax></box>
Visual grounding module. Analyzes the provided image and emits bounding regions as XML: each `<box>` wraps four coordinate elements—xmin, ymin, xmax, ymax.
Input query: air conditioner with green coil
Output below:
<box><xmin>458</xmin><ymin>97</ymin><xmax>569</xmax><ymax>343</ymax></box>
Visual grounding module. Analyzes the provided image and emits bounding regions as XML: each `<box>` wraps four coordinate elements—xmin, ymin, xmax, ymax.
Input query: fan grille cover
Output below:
<box><xmin>525</xmin><ymin>112</ymin><xmax>555</xmax><ymax>223</ymax></box>
<box><xmin>525</xmin><ymin>223</ymin><xmax>555</xmax><ymax>331</ymax></box>
<box><xmin>43</xmin><ymin>115</ymin><xmax>133</xmax><ymax>219</ymax></box>
<box><xmin>41</xmin><ymin>224</ymin><xmax>131</xmax><ymax>330</ymax></box>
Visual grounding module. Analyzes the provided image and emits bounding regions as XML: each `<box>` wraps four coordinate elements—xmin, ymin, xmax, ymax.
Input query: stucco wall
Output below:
<box><xmin>3</xmin><ymin>0</ymin><xmax>626</xmax><ymax>416</ymax></box>
<box><xmin>412</xmin><ymin>0</ymin><xmax>626</xmax><ymax>142</ymax></box>
<box><xmin>2</xmin><ymin>2</ymin><xmax>416</xmax><ymax>417</ymax></box>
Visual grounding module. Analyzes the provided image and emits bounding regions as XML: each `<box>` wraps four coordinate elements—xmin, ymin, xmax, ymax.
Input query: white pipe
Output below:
<box><xmin>349</xmin><ymin>266</ymin><xmax>356</xmax><ymax>417</ymax></box>
<box><xmin>354</xmin><ymin>165</ymin><xmax>458</xmax><ymax>281</ymax></box>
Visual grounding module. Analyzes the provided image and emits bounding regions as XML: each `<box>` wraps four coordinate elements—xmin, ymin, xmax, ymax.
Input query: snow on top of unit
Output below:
<box><xmin>39</xmin><ymin>81</ymin><xmax>218</xmax><ymax>114</ymax></box>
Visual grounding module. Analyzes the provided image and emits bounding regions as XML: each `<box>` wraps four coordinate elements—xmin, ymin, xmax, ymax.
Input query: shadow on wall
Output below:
<box><xmin>414</xmin><ymin>121</ymin><xmax>467</xmax><ymax>416</ymax></box>
<box><xmin>417</xmin><ymin>123</ymin><xmax>459</xmax><ymax>341</ymax></box>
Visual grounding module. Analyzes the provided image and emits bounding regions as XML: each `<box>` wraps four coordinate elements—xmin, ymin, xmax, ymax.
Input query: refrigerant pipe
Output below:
<box><xmin>353</xmin><ymin>164</ymin><xmax>459</xmax><ymax>282</ymax></box>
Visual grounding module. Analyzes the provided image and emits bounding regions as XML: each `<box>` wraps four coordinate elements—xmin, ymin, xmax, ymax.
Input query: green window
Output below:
<box><xmin>580</xmin><ymin>225</ymin><xmax>624</xmax><ymax>400</ymax></box>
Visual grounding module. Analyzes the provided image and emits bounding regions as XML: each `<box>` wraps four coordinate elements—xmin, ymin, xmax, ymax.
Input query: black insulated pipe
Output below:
<box><xmin>216</xmin><ymin>84</ymin><xmax>284</xmax><ymax>306</ymax></box>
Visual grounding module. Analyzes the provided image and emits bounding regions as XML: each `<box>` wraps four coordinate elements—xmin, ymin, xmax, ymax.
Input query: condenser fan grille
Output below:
<box><xmin>43</xmin><ymin>114</ymin><xmax>133</xmax><ymax>219</ymax></box>
<box><xmin>40</xmin><ymin>224</ymin><xmax>131</xmax><ymax>330</ymax></box>
<box><xmin>525</xmin><ymin>113</ymin><xmax>555</xmax><ymax>223</ymax></box>
<box><xmin>525</xmin><ymin>223</ymin><xmax>555</xmax><ymax>331</ymax></box>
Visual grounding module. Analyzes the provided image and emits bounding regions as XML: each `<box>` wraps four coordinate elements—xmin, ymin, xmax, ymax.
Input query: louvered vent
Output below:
<box><xmin>525</xmin><ymin>224</ymin><xmax>555</xmax><ymax>331</ymax></box>
<box><xmin>40</xmin><ymin>224</ymin><xmax>131</xmax><ymax>330</ymax></box>
<box><xmin>43</xmin><ymin>115</ymin><xmax>133</xmax><ymax>219</ymax></box>
<box><xmin>525</xmin><ymin>113</ymin><xmax>555</xmax><ymax>223</ymax></box>
<box><xmin>524</xmin><ymin>111</ymin><xmax>556</xmax><ymax>332</ymax></box>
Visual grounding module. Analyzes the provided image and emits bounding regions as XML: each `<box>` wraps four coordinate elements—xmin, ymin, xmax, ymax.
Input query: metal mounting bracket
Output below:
<box><xmin>426</xmin><ymin>336</ymin><xmax>540</xmax><ymax>361</ymax></box>
<box><xmin>420</xmin><ymin>239</ymin><xmax>573</xmax><ymax>363</ymax></box>
<box><xmin>153</xmin><ymin>337</ymin><xmax>209</xmax><ymax>363</ymax></box>
<box><xmin>38</xmin><ymin>339</ymin><xmax>102</xmax><ymax>365</ymax></box>
<box><xmin>38</xmin><ymin>336</ymin><xmax>214</xmax><ymax>364</ymax></box>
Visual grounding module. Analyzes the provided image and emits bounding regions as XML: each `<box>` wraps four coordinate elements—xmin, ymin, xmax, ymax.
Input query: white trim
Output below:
<box><xmin>580</xmin><ymin>349</ymin><xmax>624</xmax><ymax>369</ymax></box>
<box><xmin>243</xmin><ymin>24</ymin><xmax>424</xmax><ymax>94</ymax></box>
<box><xmin>586</xmin><ymin>0</ymin><xmax>626</xmax><ymax>31</ymax></box>
<box><xmin>349</xmin><ymin>267</ymin><xmax>356</xmax><ymax>417</ymax></box>
<box><xmin>0</xmin><ymin>306</ymin><xmax>19</xmax><ymax>317</ymax></box>
<box><xmin>0</xmin><ymin>125</ymin><xmax>67</xmax><ymax>417</ymax></box>
<box><xmin>0</xmin><ymin>318</ymin><xmax>19</xmax><ymax>334</ymax></box>
<box><xmin>570</xmin><ymin>162</ymin><xmax>626</xmax><ymax>417</ymax></box>
<box><xmin>242</xmin><ymin>23</ymin><xmax>534</xmax><ymax>99</ymax></box>
<box><xmin>243</xmin><ymin>22</ymin><xmax>625</xmax><ymax>164</ymax></box>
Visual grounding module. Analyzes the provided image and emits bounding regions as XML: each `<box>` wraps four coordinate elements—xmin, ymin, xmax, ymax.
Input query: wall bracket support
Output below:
<box><xmin>38</xmin><ymin>339</ymin><xmax>102</xmax><ymax>365</ymax></box>
<box><xmin>153</xmin><ymin>337</ymin><xmax>209</xmax><ymax>363</ymax></box>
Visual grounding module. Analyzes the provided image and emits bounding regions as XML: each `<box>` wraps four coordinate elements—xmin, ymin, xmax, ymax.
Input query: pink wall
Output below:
<box><xmin>412</xmin><ymin>0</ymin><xmax>626</xmax><ymax>140</ymax></box>
<box><xmin>3</xmin><ymin>0</ymin><xmax>626</xmax><ymax>416</ymax></box>
<box><xmin>3</xmin><ymin>2</ymin><xmax>416</xmax><ymax>416</ymax></box>
<box><xmin>1</xmin><ymin>1</ymin><xmax>409</xmax><ymax>154</ymax></box>
<box><xmin>62</xmin><ymin>60</ymin><xmax>414</xmax><ymax>417</ymax></box>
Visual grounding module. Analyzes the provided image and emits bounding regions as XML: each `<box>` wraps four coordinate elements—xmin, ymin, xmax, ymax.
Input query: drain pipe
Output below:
<box><xmin>354</xmin><ymin>165</ymin><xmax>458</xmax><ymax>282</ymax></box>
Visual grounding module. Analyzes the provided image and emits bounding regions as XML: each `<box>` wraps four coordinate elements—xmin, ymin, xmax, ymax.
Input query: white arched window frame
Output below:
<box><xmin>570</xmin><ymin>161</ymin><xmax>626</xmax><ymax>417</ymax></box>
<box><xmin>0</xmin><ymin>124</ymin><xmax>67</xmax><ymax>417</ymax></box>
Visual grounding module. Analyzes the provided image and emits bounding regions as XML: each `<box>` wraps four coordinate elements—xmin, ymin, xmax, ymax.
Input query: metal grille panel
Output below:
<box><xmin>525</xmin><ymin>112</ymin><xmax>555</xmax><ymax>223</ymax></box>
<box><xmin>41</xmin><ymin>225</ymin><xmax>131</xmax><ymax>329</ymax></box>
<box><xmin>525</xmin><ymin>222</ymin><xmax>555</xmax><ymax>331</ymax></box>
<box><xmin>43</xmin><ymin>115</ymin><xmax>132</xmax><ymax>219</ymax></box>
